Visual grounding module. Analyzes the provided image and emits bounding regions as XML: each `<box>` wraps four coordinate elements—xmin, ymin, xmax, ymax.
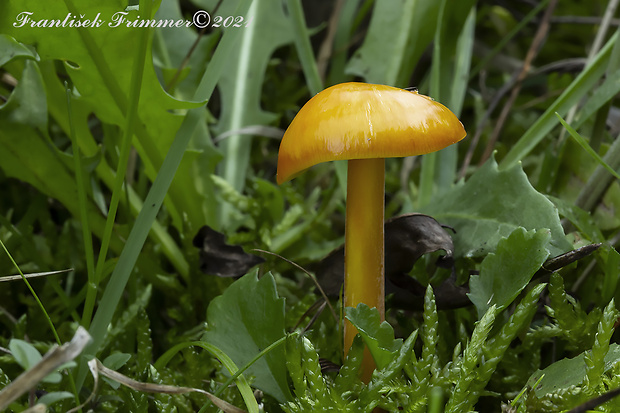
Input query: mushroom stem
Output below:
<box><xmin>344</xmin><ymin>157</ymin><xmax>385</xmax><ymax>380</ymax></box>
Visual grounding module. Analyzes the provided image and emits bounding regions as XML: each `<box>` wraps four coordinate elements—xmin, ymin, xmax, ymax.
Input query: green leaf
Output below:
<box><xmin>584</xmin><ymin>300</ymin><xmax>619</xmax><ymax>390</ymax></box>
<box><xmin>214</xmin><ymin>0</ymin><xmax>295</xmax><ymax>219</ymax></box>
<box><xmin>469</xmin><ymin>228</ymin><xmax>551</xmax><ymax>317</ymax></box>
<box><xmin>102</xmin><ymin>352</ymin><xmax>131</xmax><ymax>390</ymax></box>
<box><xmin>556</xmin><ymin>112</ymin><xmax>620</xmax><ymax>180</ymax></box>
<box><xmin>79</xmin><ymin>0</ymin><xmax>253</xmax><ymax>387</ymax></box>
<box><xmin>103</xmin><ymin>353</ymin><xmax>132</xmax><ymax>371</ymax></box>
<box><xmin>203</xmin><ymin>270</ymin><xmax>291</xmax><ymax>402</ymax></box>
<box><xmin>0</xmin><ymin>60</ymin><xmax>112</xmax><ymax>247</ymax></box>
<box><xmin>345</xmin><ymin>303</ymin><xmax>402</xmax><ymax>370</ymax></box>
<box><xmin>9</xmin><ymin>339</ymin><xmax>42</xmax><ymax>370</ymax></box>
<box><xmin>604</xmin><ymin>247</ymin><xmax>620</xmax><ymax>303</ymax></box>
<box><xmin>446</xmin><ymin>305</ymin><xmax>498</xmax><ymax>413</ymax></box>
<box><xmin>346</xmin><ymin>0</ymin><xmax>441</xmax><ymax>86</ymax></box>
<box><xmin>526</xmin><ymin>343</ymin><xmax>620</xmax><ymax>398</ymax></box>
<box><xmin>9</xmin><ymin>339</ymin><xmax>63</xmax><ymax>384</ymax></box>
<box><xmin>36</xmin><ymin>391</ymin><xmax>75</xmax><ymax>407</ymax></box>
<box><xmin>2</xmin><ymin>0</ymin><xmax>207</xmax><ymax>229</ymax></box>
<box><xmin>421</xmin><ymin>156</ymin><xmax>571</xmax><ymax>258</ymax></box>
<box><xmin>500</xmin><ymin>31</ymin><xmax>617</xmax><ymax>169</ymax></box>
<box><xmin>548</xmin><ymin>195</ymin><xmax>605</xmax><ymax>243</ymax></box>
<box><xmin>0</xmin><ymin>59</ymin><xmax>47</xmax><ymax>128</ymax></box>
<box><xmin>0</xmin><ymin>34</ymin><xmax>38</xmax><ymax>66</ymax></box>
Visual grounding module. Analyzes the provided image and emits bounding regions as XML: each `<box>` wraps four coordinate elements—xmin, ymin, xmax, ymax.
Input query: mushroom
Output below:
<box><xmin>276</xmin><ymin>82</ymin><xmax>466</xmax><ymax>376</ymax></box>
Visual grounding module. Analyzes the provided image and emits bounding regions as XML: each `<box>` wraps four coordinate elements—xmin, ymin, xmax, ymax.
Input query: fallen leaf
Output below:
<box><xmin>0</xmin><ymin>327</ymin><xmax>91</xmax><ymax>411</ymax></box>
<box><xmin>193</xmin><ymin>226</ymin><xmax>264</xmax><ymax>277</ymax></box>
<box><xmin>71</xmin><ymin>359</ymin><xmax>248</xmax><ymax>413</ymax></box>
<box><xmin>0</xmin><ymin>269</ymin><xmax>73</xmax><ymax>282</ymax></box>
<box><xmin>315</xmin><ymin>213</ymin><xmax>457</xmax><ymax>309</ymax></box>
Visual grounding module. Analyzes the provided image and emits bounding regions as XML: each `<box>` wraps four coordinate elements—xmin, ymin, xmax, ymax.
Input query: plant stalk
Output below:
<box><xmin>344</xmin><ymin>158</ymin><xmax>385</xmax><ymax>381</ymax></box>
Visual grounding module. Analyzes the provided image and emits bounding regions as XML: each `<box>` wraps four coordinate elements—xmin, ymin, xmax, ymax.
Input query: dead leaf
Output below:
<box><xmin>21</xmin><ymin>404</ymin><xmax>46</xmax><ymax>413</ymax></box>
<box><xmin>315</xmin><ymin>213</ymin><xmax>457</xmax><ymax>308</ymax></box>
<box><xmin>0</xmin><ymin>327</ymin><xmax>91</xmax><ymax>411</ymax></box>
<box><xmin>193</xmin><ymin>226</ymin><xmax>264</xmax><ymax>277</ymax></box>
<box><xmin>315</xmin><ymin>214</ymin><xmax>602</xmax><ymax>311</ymax></box>
<box><xmin>0</xmin><ymin>269</ymin><xmax>73</xmax><ymax>282</ymax></box>
<box><xmin>73</xmin><ymin>358</ymin><xmax>247</xmax><ymax>413</ymax></box>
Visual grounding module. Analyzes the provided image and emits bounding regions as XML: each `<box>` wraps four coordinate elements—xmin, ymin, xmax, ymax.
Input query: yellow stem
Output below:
<box><xmin>344</xmin><ymin>158</ymin><xmax>385</xmax><ymax>381</ymax></box>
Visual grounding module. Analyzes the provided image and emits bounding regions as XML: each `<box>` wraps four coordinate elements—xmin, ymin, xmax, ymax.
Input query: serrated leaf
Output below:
<box><xmin>203</xmin><ymin>270</ymin><xmax>291</xmax><ymax>402</ymax></box>
<box><xmin>1</xmin><ymin>0</ymin><xmax>209</xmax><ymax>228</ymax></box>
<box><xmin>421</xmin><ymin>156</ymin><xmax>571</xmax><ymax>258</ymax></box>
<box><xmin>468</xmin><ymin>228</ymin><xmax>550</xmax><ymax>318</ymax></box>
<box><xmin>212</xmin><ymin>0</ymin><xmax>295</xmax><ymax>203</ymax></box>
<box><xmin>345</xmin><ymin>303</ymin><xmax>402</xmax><ymax>370</ymax></box>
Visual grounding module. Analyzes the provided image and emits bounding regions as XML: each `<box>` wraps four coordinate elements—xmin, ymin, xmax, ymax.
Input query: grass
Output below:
<box><xmin>1</xmin><ymin>0</ymin><xmax>620</xmax><ymax>412</ymax></box>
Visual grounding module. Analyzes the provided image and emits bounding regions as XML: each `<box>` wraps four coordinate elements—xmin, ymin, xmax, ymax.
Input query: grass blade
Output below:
<box><xmin>556</xmin><ymin>113</ymin><xmax>620</xmax><ymax>180</ymax></box>
<box><xmin>81</xmin><ymin>0</ymin><xmax>151</xmax><ymax>329</ymax></box>
<box><xmin>287</xmin><ymin>0</ymin><xmax>323</xmax><ymax>95</ymax></box>
<box><xmin>499</xmin><ymin>31</ymin><xmax>617</xmax><ymax>169</ymax></box>
<box><xmin>76</xmin><ymin>0</ymin><xmax>253</xmax><ymax>389</ymax></box>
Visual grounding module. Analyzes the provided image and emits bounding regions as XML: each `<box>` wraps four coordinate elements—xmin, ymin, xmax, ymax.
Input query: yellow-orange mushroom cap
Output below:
<box><xmin>276</xmin><ymin>82</ymin><xmax>466</xmax><ymax>184</ymax></box>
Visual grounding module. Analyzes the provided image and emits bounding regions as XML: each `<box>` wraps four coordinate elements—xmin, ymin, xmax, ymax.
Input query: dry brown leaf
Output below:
<box><xmin>193</xmin><ymin>226</ymin><xmax>264</xmax><ymax>278</ymax></box>
<box><xmin>73</xmin><ymin>358</ymin><xmax>248</xmax><ymax>413</ymax></box>
<box><xmin>0</xmin><ymin>326</ymin><xmax>90</xmax><ymax>411</ymax></box>
<box><xmin>0</xmin><ymin>269</ymin><xmax>72</xmax><ymax>283</ymax></box>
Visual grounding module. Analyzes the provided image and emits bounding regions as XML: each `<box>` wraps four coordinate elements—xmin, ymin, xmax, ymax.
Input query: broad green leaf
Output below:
<box><xmin>345</xmin><ymin>303</ymin><xmax>402</xmax><ymax>370</ymax></box>
<box><xmin>37</xmin><ymin>391</ymin><xmax>75</xmax><ymax>407</ymax></box>
<box><xmin>0</xmin><ymin>34</ymin><xmax>37</xmax><ymax>66</ymax></box>
<box><xmin>346</xmin><ymin>0</ymin><xmax>441</xmax><ymax>86</ymax></box>
<box><xmin>152</xmin><ymin>0</ymin><xmax>219</xmax><ymax>100</ymax></box>
<box><xmin>0</xmin><ymin>59</ymin><xmax>122</xmax><ymax>252</ymax></box>
<box><xmin>0</xmin><ymin>59</ymin><xmax>46</xmax><ymax>128</ymax></box>
<box><xmin>102</xmin><ymin>351</ymin><xmax>131</xmax><ymax>389</ymax></box>
<box><xmin>526</xmin><ymin>343</ymin><xmax>620</xmax><ymax>397</ymax></box>
<box><xmin>468</xmin><ymin>228</ymin><xmax>551</xmax><ymax>318</ymax></box>
<box><xmin>9</xmin><ymin>339</ymin><xmax>42</xmax><ymax>370</ymax></box>
<box><xmin>1</xmin><ymin>0</ymin><xmax>208</xmax><ymax>228</ymax></box>
<box><xmin>420</xmin><ymin>156</ymin><xmax>571</xmax><ymax>258</ymax></box>
<box><xmin>9</xmin><ymin>339</ymin><xmax>63</xmax><ymax>384</ymax></box>
<box><xmin>203</xmin><ymin>270</ymin><xmax>291</xmax><ymax>403</ymax></box>
<box><xmin>103</xmin><ymin>353</ymin><xmax>132</xmax><ymax>370</ymax></box>
<box><xmin>211</xmin><ymin>0</ymin><xmax>295</xmax><ymax>223</ymax></box>
<box><xmin>79</xmin><ymin>0</ymin><xmax>252</xmax><ymax>387</ymax></box>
